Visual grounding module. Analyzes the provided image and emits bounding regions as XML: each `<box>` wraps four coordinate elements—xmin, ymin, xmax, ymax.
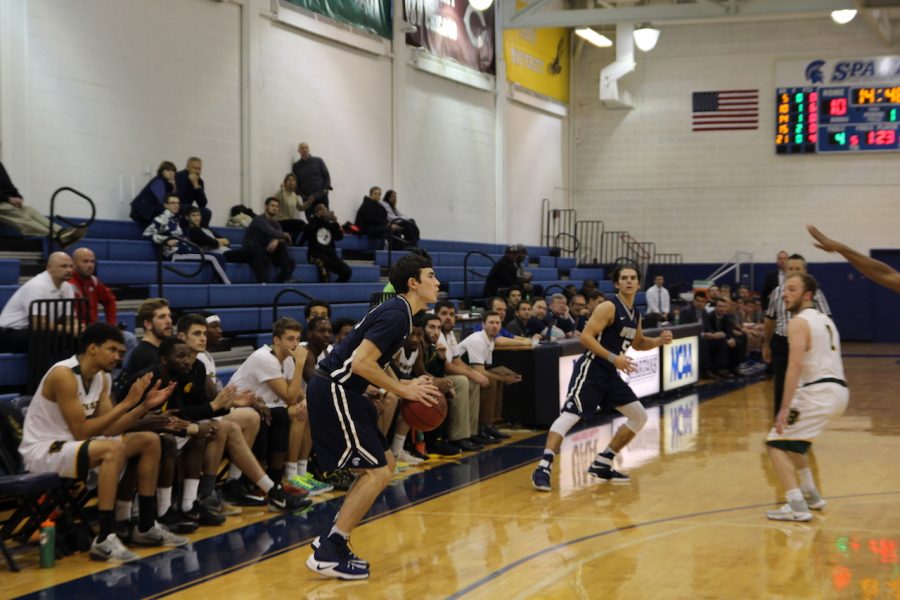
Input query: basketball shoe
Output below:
<box><xmin>306</xmin><ymin>534</ymin><xmax>370</xmax><ymax>580</ymax></box>
<box><xmin>766</xmin><ymin>502</ymin><xmax>813</xmax><ymax>522</ymax></box>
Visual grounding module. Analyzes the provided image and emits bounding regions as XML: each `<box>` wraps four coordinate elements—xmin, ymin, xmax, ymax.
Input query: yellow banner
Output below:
<box><xmin>503</xmin><ymin>16</ymin><xmax>569</xmax><ymax>103</ymax></box>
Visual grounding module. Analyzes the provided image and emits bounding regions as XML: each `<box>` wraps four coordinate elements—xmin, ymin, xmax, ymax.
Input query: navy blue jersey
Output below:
<box><xmin>595</xmin><ymin>296</ymin><xmax>641</xmax><ymax>363</ymax></box>
<box><xmin>317</xmin><ymin>296</ymin><xmax>413</xmax><ymax>393</ymax></box>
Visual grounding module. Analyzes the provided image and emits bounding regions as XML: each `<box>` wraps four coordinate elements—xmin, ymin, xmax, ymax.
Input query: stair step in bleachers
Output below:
<box><xmin>538</xmin><ymin>256</ymin><xmax>577</xmax><ymax>269</ymax></box>
<box><xmin>71</xmin><ymin>238</ymin><xmax>337</xmax><ymax>264</ymax></box>
<box><xmin>97</xmin><ymin>261</ymin><xmax>378</xmax><ymax>285</ymax></box>
<box><xmin>0</xmin><ymin>354</ymin><xmax>27</xmax><ymax>387</ymax></box>
<box><xmin>570</xmin><ymin>268</ymin><xmax>606</xmax><ymax>281</ymax></box>
<box><xmin>0</xmin><ymin>260</ymin><xmax>20</xmax><ymax>284</ymax></box>
<box><xmin>214</xmin><ymin>303</ymin><xmax>371</xmax><ymax>333</ymax></box>
<box><xmin>152</xmin><ymin>282</ymin><xmax>385</xmax><ymax>308</ymax></box>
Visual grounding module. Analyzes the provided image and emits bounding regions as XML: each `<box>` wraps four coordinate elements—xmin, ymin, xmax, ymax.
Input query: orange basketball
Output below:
<box><xmin>399</xmin><ymin>396</ymin><xmax>448</xmax><ymax>432</ymax></box>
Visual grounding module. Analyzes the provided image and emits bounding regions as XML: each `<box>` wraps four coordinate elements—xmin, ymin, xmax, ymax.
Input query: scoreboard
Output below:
<box><xmin>776</xmin><ymin>85</ymin><xmax>900</xmax><ymax>154</ymax></box>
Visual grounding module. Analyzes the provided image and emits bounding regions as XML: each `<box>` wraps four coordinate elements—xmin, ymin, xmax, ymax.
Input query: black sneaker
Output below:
<box><xmin>222</xmin><ymin>479</ymin><xmax>266</xmax><ymax>506</ymax></box>
<box><xmin>532</xmin><ymin>466</ymin><xmax>552</xmax><ymax>491</ymax></box>
<box><xmin>483</xmin><ymin>425</ymin><xmax>510</xmax><ymax>440</ymax></box>
<box><xmin>453</xmin><ymin>438</ymin><xmax>483</xmax><ymax>452</ymax></box>
<box><xmin>427</xmin><ymin>440</ymin><xmax>462</xmax><ymax>457</ymax></box>
<box><xmin>470</xmin><ymin>433</ymin><xmax>499</xmax><ymax>445</ymax></box>
<box><xmin>158</xmin><ymin>507</ymin><xmax>200</xmax><ymax>533</ymax></box>
<box><xmin>184</xmin><ymin>499</ymin><xmax>226</xmax><ymax>526</ymax></box>
<box><xmin>319</xmin><ymin>470</ymin><xmax>352</xmax><ymax>492</ymax></box>
<box><xmin>267</xmin><ymin>483</ymin><xmax>313</xmax><ymax>513</ymax></box>
<box><xmin>587</xmin><ymin>461</ymin><xmax>631</xmax><ymax>484</ymax></box>
<box><xmin>306</xmin><ymin>534</ymin><xmax>369</xmax><ymax>580</ymax></box>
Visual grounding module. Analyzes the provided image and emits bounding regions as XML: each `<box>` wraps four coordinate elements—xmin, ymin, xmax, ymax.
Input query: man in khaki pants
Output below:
<box><xmin>0</xmin><ymin>161</ymin><xmax>84</xmax><ymax>245</ymax></box>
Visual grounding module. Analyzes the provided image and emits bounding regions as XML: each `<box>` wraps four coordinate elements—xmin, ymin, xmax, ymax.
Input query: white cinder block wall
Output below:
<box><xmin>572</xmin><ymin>17</ymin><xmax>900</xmax><ymax>262</ymax></box>
<box><xmin>9</xmin><ymin>0</ymin><xmax>565</xmax><ymax>245</ymax></box>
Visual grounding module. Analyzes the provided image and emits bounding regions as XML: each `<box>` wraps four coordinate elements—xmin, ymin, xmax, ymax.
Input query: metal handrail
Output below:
<box><xmin>553</xmin><ymin>231</ymin><xmax>581</xmax><ymax>256</ymax></box>
<box><xmin>47</xmin><ymin>187</ymin><xmax>97</xmax><ymax>252</ymax></box>
<box><xmin>155</xmin><ymin>235</ymin><xmax>209</xmax><ymax>298</ymax></box>
<box><xmin>542</xmin><ymin>284</ymin><xmax>567</xmax><ymax>297</ymax></box>
<box><xmin>272</xmin><ymin>287</ymin><xmax>315</xmax><ymax>323</ymax></box>
<box><xmin>463</xmin><ymin>250</ymin><xmax>496</xmax><ymax>304</ymax></box>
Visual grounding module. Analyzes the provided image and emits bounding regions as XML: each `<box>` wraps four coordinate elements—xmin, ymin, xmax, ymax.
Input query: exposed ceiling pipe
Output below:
<box><xmin>600</xmin><ymin>22</ymin><xmax>636</xmax><ymax>108</ymax></box>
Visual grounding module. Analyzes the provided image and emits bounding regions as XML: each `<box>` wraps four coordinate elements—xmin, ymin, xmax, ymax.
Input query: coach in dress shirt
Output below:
<box><xmin>647</xmin><ymin>275</ymin><xmax>671</xmax><ymax>320</ymax></box>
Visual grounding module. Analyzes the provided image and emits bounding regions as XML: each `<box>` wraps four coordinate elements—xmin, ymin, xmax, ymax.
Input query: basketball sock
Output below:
<box><xmin>538</xmin><ymin>450</ymin><xmax>554</xmax><ymax>470</ymax></box>
<box><xmin>98</xmin><ymin>510</ymin><xmax>116</xmax><ymax>540</ymax></box>
<box><xmin>199</xmin><ymin>474</ymin><xmax>217</xmax><ymax>500</ymax></box>
<box><xmin>785</xmin><ymin>488</ymin><xmax>807</xmax><ymax>510</ymax></box>
<box><xmin>181</xmin><ymin>479</ymin><xmax>200</xmax><ymax>513</ymax></box>
<box><xmin>298</xmin><ymin>460</ymin><xmax>309</xmax><ymax>477</ymax></box>
<box><xmin>284</xmin><ymin>462</ymin><xmax>298</xmax><ymax>480</ymax></box>
<box><xmin>391</xmin><ymin>433</ymin><xmax>406</xmax><ymax>455</ymax></box>
<box><xmin>798</xmin><ymin>468</ymin><xmax>817</xmax><ymax>493</ymax></box>
<box><xmin>256</xmin><ymin>475</ymin><xmax>275</xmax><ymax>494</ymax></box>
<box><xmin>138</xmin><ymin>495</ymin><xmax>157</xmax><ymax>533</ymax></box>
<box><xmin>595</xmin><ymin>447</ymin><xmax>616</xmax><ymax>466</ymax></box>
<box><xmin>228</xmin><ymin>464</ymin><xmax>242</xmax><ymax>481</ymax></box>
<box><xmin>157</xmin><ymin>486</ymin><xmax>173</xmax><ymax>516</ymax></box>
<box><xmin>329</xmin><ymin>525</ymin><xmax>349</xmax><ymax>542</ymax></box>
<box><xmin>115</xmin><ymin>500</ymin><xmax>133</xmax><ymax>523</ymax></box>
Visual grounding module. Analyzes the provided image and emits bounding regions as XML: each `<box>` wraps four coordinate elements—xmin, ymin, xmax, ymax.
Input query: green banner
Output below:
<box><xmin>282</xmin><ymin>0</ymin><xmax>392</xmax><ymax>38</ymax></box>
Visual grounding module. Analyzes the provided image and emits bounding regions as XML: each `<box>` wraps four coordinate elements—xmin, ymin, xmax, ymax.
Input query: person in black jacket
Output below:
<box><xmin>305</xmin><ymin>203</ymin><xmax>352</xmax><ymax>283</ymax></box>
<box><xmin>225</xmin><ymin>197</ymin><xmax>295</xmax><ymax>283</ymax></box>
<box><xmin>175</xmin><ymin>157</ymin><xmax>213</xmax><ymax>228</ymax></box>
<box><xmin>355</xmin><ymin>187</ymin><xmax>394</xmax><ymax>247</ymax></box>
<box><xmin>761</xmin><ymin>250</ymin><xmax>788</xmax><ymax>310</ymax></box>
<box><xmin>131</xmin><ymin>161</ymin><xmax>177</xmax><ymax>227</ymax></box>
<box><xmin>707</xmin><ymin>298</ymin><xmax>745</xmax><ymax>377</ymax></box>
<box><xmin>292</xmin><ymin>142</ymin><xmax>331</xmax><ymax>218</ymax></box>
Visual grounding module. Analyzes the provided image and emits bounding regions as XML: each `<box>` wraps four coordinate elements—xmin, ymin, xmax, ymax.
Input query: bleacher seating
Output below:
<box><xmin>0</xmin><ymin>217</ymin><xmax>635</xmax><ymax>392</ymax></box>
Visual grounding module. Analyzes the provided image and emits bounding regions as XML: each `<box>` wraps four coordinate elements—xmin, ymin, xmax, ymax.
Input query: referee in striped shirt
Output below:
<box><xmin>763</xmin><ymin>253</ymin><xmax>831</xmax><ymax>416</ymax></box>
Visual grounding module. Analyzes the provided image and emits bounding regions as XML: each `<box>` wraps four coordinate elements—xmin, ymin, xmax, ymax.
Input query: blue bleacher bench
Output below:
<box><xmin>0</xmin><ymin>354</ymin><xmax>28</xmax><ymax>387</ymax></box>
<box><xmin>0</xmin><ymin>260</ymin><xmax>20</xmax><ymax>285</ymax></box>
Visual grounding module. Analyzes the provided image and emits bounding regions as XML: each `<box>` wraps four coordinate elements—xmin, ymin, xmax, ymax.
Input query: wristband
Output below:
<box><xmin>606</xmin><ymin>353</ymin><xmax>618</xmax><ymax>365</ymax></box>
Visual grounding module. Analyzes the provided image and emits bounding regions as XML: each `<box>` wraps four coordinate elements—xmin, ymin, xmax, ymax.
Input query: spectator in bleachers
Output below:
<box><xmin>547</xmin><ymin>293</ymin><xmax>577</xmax><ymax>338</ymax></box>
<box><xmin>356</xmin><ymin>187</ymin><xmax>403</xmax><ymax>249</ymax></box>
<box><xmin>485</xmin><ymin>245</ymin><xmax>532</xmax><ymax>299</ymax></box>
<box><xmin>679</xmin><ymin>292</ymin><xmax>715</xmax><ymax>378</ymax></box>
<box><xmin>417</xmin><ymin>313</ymin><xmax>464</xmax><ymax>456</ymax></box>
<box><xmin>421</xmin><ymin>312</ymin><xmax>481</xmax><ymax>452</ymax></box>
<box><xmin>569</xmin><ymin>293</ymin><xmax>589</xmax><ymax>332</ymax></box>
<box><xmin>563</xmin><ymin>284</ymin><xmax>579</xmax><ymax>301</ymax></box>
<box><xmin>530</xmin><ymin>297</ymin><xmax>561</xmax><ymax>340</ymax></box>
<box><xmin>579</xmin><ymin>279</ymin><xmax>598</xmax><ymax>298</ymax></box>
<box><xmin>306</xmin><ymin>203</ymin><xmax>352</xmax><ymax>283</ymax></box>
<box><xmin>707</xmin><ymin>298</ymin><xmax>744</xmax><ymax>378</ymax></box>
<box><xmin>292</xmin><ymin>142</ymin><xmax>332</xmax><ymax>218</ymax></box>
<box><xmin>505</xmin><ymin>286</ymin><xmax>523</xmax><ymax>322</ymax></box>
<box><xmin>457</xmin><ymin>311</ymin><xmax>522</xmax><ymax>440</ymax></box>
<box><xmin>185</xmin><ymin>207</ymin><xmax>230</xmax><ymax>253</ymax></box>
<box><xmin>227</xmin><ymin>197</ymin><xmax>296</xmax><ymax>284</ymax></box>
<box><xmin>124</xmin><ymin>298</ymin><xmax>172</xmax><ymax>374</ymax></box>
<box><xmin>306</xmin><ymin>299</ymin><xmax>331</xmax><ymax>321</ymax></box>
<box><xmin>738</xmin><ymin>299</ymin><xmax>765</xmax><ymax>355</ymax></box>
<box><xmin>0</xmin><ymin>161</ymin><xmax>85</xmax><ymax>245</ymax></box>
<box><xmin>144</xmin><ymin>194</ymin><xmax>231</xmax><ymax>284</ymax></box>
<box><xmin>381</xmin><ymin>190</ymin><xmax>420</xmax><ymax>248</ymax></box>
<box><xmin>705</xmin><ymin>285</ymin><xmax>720</xmax><ymax>312</ymax></box>
<box><xmin>19</xmin><ymin>322</ymin><xmax>187</xmax><ymax>562</ymax></box>
<box><xmin>225</xmin><ymin>317</ymin><xmax>311</xmax><ymax>510</ymax></box>
<box><xmin>472</xmin><ymin>296</ymin><xmax>534</xmax><ymax>347</ymax></box>
<box><xmin>332</xmin><ymin>317</ymin><xmax>356</xmax><ymax>344</ymax></box>
<box><xmin>69</xmin><ymin>248</ymin><xmax>117</xmax><ymax>325</ymax></box>
<box><xmin>762</xmin><ymin>250</ymin><xmax>789</xmax><ymax>310</ymax></box>
<box><xmin>506</xmin><ymin>299</ymin><xmax>532</xmax><ymax>338</ymax></box>
<box><xmin>175</xmin><ymin>157</ymin><xmax>212</xmax><ymax>228</ymax></box>
<box><xmin>434</xmin><ymin>300</ymin><xmax>491</xmax><ymax>447</ymax></box>
<box><xmin>585</xmin><ymin>290</ymin><xmax>605</xmax><ymax>315</ymax></box>
<box><xmin>273</xmin><ymin>173</ymin><xmax>309</xmax><ymax>244</ymax></box>
<box><xmin>0</xmin><ymin>251</ymin><xmax>78</xmax><ymax>353</ymax></box>
<box><xmin>719</xmin><ymin>284</ymin><xmax>733</xmax><ymax>301</ymax></box>
<box><xmin>131</xmin><ymin>161</ymin><xmax>177</xmax><ymax>228</ymax></box>
<box><xmin>736</xmin><ymin>284</ymin><xmax>751</xmax><ymax>301</ymax></box>
<box><xmin>197</xmin><ymin>314</ymin><xmax>223</xmax><ymax>388</ymax></box>
<box><xmin>646</xmin><ymin>275</ymin><xmax>671</xmax><ymax>321</ymax></box>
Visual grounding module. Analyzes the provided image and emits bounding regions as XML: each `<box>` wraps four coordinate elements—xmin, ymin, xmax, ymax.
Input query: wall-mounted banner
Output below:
<box><xmin>503</xmin><ymin>6</ymin><xmax>569</xmax><ymax>103</ymax></box>
<box><xmin>281</xmin><ymin>0</ymin><xmax>392</xmax><ymax>38</ymax></box>
<box><xmin>404</xmin><ymin>0</ymin><xmax>496</xmax><ymax>74</ymax></box>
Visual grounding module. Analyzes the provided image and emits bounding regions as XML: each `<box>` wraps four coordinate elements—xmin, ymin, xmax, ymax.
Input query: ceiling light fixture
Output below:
<box><xmin>830</xmin><ymin>9</ymin><xmax>857</xmax><ymax>24</ymax></box>
<box><xmin>469</xmin><ymin>0</ymin><xmax>494</xmax><ymax>12</ymax></box>
<box><xmin>575</xmin><ymin>27</ymin><xmax>613</xmax><ymax>47</ymax></box>
<box><xmin>633</xmin><ymin>24</ymin><xmax>660</xmax><ymax>52</ymax></box>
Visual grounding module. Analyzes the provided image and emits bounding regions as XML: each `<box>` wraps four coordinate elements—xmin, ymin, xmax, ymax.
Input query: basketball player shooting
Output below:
<box><xmin>808</xmin><ymin>225</ymin><xmax>900</xmax><ymax>293</ymax></box>
<box><xmin>306</xmin><ymin>253</ymin><xmax>442</xmax><ymax>580</ymax></box>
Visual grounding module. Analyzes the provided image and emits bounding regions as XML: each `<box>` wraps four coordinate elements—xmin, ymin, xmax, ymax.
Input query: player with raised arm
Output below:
<box><xmin>808</xmin><ymin>225</ymin><xmax>900</xmax><ymax>293</ymax></box>
<box><xmin>531</xmin><ymin>265</ymin><xmax>673</xmax><ymax>491</ymax></box>
<box><xmin>306</xmin><ymin>253</ymin><xmax>442</xmax><ymax>580</ymax></box>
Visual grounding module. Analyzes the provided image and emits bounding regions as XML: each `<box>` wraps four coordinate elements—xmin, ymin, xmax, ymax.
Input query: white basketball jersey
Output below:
<box><xmin>796</xmin><ymin>308</ymin><xmax>845</xmax><ymax>386</ymax></box>
<box><xmin>21</xmin><ymin>356</ymin><xmax>108</xmax><ymax>446</ymax></box>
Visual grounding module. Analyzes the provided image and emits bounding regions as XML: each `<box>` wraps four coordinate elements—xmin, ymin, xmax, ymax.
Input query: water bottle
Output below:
<box><xmin>39</xmin><ymin>520</ymin><xmax>56</xmax><ymax>568</ymax></box>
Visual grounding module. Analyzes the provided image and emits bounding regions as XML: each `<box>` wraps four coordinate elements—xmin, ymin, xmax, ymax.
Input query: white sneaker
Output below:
<box><xmin>766</xmin><ymin>503</ymin><xmax>813</xmax><ymax>522</ymax></box>
<box><xmin>803</xmin><ymin>490</ymin><xmax>827</xmax><ymax>510</ymax></box>
<box><xmin>131</xmin><ymin>522</ymin><xmax>190</xmax><ymax>547</ymax></box>
<box><xmin>394</xmin><ymin>449</ymin><xmax>424</xmax><ymax>465</ymax></box>
<box><xmin>90</xmin><ymin>533</ymin><xmax>140</xmax><ymax>563</ymax></box>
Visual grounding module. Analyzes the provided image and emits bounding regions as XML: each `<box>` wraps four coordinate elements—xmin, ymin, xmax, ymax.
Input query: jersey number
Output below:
<box><xmin>825</xmin><ymin>324</ymin><xmax>836</xmax><ymax>351</ymax></box>
<box><xmin>621</xmin><ymin>340</ymin><xmax>632</xmax><ymax>352</ymax></box>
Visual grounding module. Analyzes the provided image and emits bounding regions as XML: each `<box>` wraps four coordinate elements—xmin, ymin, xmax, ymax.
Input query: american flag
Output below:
<box><xmin>692</xmin><ymin>89</ymin><xmax>759</xmax><ymax>131</ymax></box>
